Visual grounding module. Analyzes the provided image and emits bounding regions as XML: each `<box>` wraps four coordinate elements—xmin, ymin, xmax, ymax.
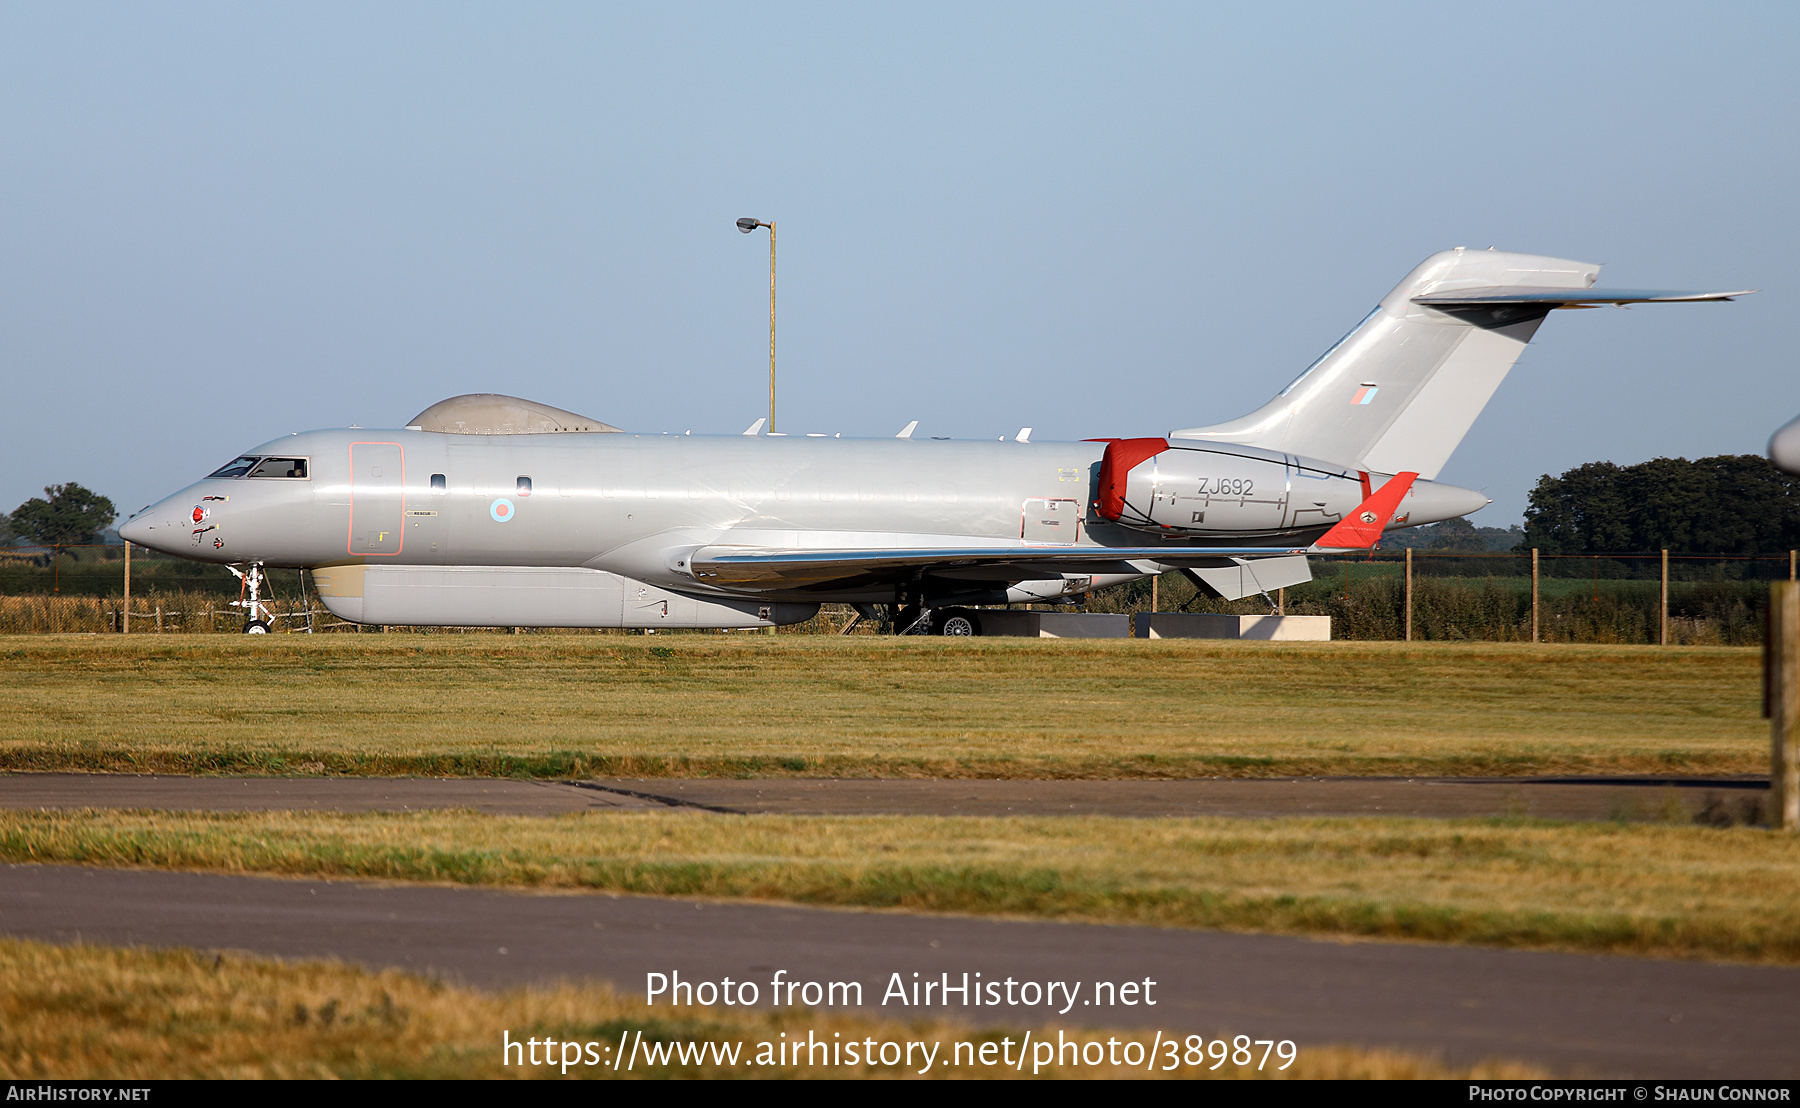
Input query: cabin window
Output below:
<box><xmin>207</xmin><ymin>456</ymin><xmax>259</xmax><ymax>479</ymax></box>
<box><xmin>248</xmin><ymin>457</ymin><xmax>308</xmax><ymax>479</ymax></box>
<box><xmin>516</xmin><ymin>476</ymin><xmax>532</xmax><ymax>497</ymax></box>
<box><xmin>430</xmin><ymin>474</ymin><xmax>447</xmax><ymax>494</ymax></box>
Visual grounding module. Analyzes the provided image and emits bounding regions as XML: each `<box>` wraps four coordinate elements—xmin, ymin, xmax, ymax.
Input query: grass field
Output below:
<box><xmin>0</xmin><ymin>939</ymin><xmax>1541</xmax><ymax>1079</ymax></box>
<box><xmin>0</xmin><ymin>636</ymin><xmax>1766</xmax><ymax>778</ymax></box>
<box><xmin>0</xmin><ymin>634</ymin><xmax>1779</xmax><ymax>1080</ymax></box>
<box><xmin>7</xmin><ymin>808</ymin><xmax>1796</xmax><ymax>963</ymax></box>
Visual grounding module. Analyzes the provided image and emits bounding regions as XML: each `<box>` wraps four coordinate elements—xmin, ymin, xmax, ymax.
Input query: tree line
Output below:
<box><xmin>5</xmin><ymin>483</ymin><xmax>117</xmax><ymax>548</ymax></box>
<box><xmin>1518</xmin><ymin>454</ymin><xmax>1800</xmax><ymax>557</ymax></box>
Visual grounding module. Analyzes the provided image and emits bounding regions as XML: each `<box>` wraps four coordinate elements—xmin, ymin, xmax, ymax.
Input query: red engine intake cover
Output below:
<box><xmin>1094</xmin><ymin>438</ymin><xmax>1169</xmax><ymax>522</ymax></box>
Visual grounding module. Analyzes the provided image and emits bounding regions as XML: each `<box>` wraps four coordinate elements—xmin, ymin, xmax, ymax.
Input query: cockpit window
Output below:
<box><xmin>208</xmin><ymin>456</ymin><xmax>260</xmax><ymax>479</ymax></box>
<box><xmin>249</xmin><ymin>457</ymin><xmax>309</xmax><ymax>479</ymax></box>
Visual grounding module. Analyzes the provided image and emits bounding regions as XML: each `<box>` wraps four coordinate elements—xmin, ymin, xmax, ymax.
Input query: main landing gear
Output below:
<box><xmin>891</xmin><ymin>605</ymin><xmax>983</xmax><ymax>636</ymax></box>
<box><xmin>227</xmin><ymin>563</ymin><xmax>274</xmax><ymax>634</ymax></box>
<box><xmin>933</xmin><ymin>608</ymin><xmax>980</xmax><ymax>636</ymax></box>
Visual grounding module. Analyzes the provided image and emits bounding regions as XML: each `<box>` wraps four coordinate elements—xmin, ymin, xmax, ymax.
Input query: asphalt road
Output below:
<box><xmin>0</xmin><ymin>773</ymin><xmax>1769</xmax><ymax>820</ymax></box>
<box><xmin>0</xmin><ymin>773</ymin><xmax>661</xmax><ymax>816</ymax></box>
<box><xmin>2</xmin><ymin>773</ymin><xmax>1786</xmax><ymax>1077</ymax></box>
<box><xmin>3</xmin><ymin>863</ymin><xmax>1794</xmax><ymax>1079</ymax></box>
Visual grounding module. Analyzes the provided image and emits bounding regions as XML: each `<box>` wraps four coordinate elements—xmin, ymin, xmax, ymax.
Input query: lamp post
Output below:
<box><xmin>736</xmin><ymin>217</ymin><xmax>775</xmax><ymax>432</ymax></box>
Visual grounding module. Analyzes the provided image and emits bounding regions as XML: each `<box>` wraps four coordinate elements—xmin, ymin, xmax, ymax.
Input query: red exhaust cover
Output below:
<box><xmin>1095</xmin><ymin>438</ymin><xmax>1169</xmax><ymax>521</ymax></box>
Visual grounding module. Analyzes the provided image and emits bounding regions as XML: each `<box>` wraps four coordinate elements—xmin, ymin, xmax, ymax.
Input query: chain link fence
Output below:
<box><xmin>1082</xmin><ymin>551</ymin><xmax>1792</xmax><ymax>645</ymax></box>
<box><xmin>2</xmin><ymin>545</ymin><xmax>1791</xmax><ymax>643</ymax></box>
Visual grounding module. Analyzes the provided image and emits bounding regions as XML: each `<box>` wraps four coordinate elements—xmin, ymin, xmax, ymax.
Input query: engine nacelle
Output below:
<box><xmin>1093</xmin><ymin>438</ymin><xmax>1481</xmax><ymax>538</ymax></box>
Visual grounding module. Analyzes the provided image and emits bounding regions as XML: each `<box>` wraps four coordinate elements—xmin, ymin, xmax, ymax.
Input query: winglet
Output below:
<box><xmin>1314</xmin><ymin>472</ymin><xmax>1418</xmax><ymax>549</ymax></box>
<box><xmin>896</xmin><ymin>420</ymin><xmax>918</xmax><ymax>439</ymax></box>
<box><xmin>742</xmin><ymin>418</ymin><xmax>766</xmax><ymax>436</ymax></box>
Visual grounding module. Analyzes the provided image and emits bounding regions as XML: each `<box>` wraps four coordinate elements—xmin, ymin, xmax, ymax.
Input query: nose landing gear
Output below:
<box><xmin>227</xmin><ymin>563</ymin><xmax>274</xmax><ymax>634</ymax></box>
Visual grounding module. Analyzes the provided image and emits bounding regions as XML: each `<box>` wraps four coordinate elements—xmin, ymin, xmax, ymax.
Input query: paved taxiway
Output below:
<box><xmin>0</xmin><ymin>773</ymin><xmax>1769</xmax><ymax>820</ymax></box>
<box><xmin>3</xmin><ymin>773</ymin><xmax>1785</xmax><ymax>1076</ymax></box>
<box><xmin>4</xmin><ymin>862</ymin><xmax>1795</xmax><ymax>1078</ymax></box>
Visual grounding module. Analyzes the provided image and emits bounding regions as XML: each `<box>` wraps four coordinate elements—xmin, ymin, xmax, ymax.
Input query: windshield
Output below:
<box><xmin>207</xmin><ymin>456</ymin><xmax>260</xmax><ymax>479</ymax></box>
<box><xmin>249</xmin><ymin>457</ymin><xmax>308</xmax><ymax>479</ymax></box>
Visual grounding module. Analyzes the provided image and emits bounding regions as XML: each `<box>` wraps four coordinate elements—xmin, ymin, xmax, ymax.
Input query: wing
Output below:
<box><xmin>688</xmin><ymin>475</ymin><xmax>1417</xmax><ymax>592</ymax></box>
<box><xmin>688</xmin><ymin>543</ymin><xmax>1306</xmax><ymax>591</ymax></box>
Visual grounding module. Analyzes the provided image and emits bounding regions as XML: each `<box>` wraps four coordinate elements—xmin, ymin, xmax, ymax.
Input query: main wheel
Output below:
<box><xmin>936</xmin><ymin>609</ymin><xmax>980</xmax><ymax>636</ymax></box>
<box><xmin>243</xmin><ymin>620</ymin><xmax>271</xmax><ymax>634</ymax></box>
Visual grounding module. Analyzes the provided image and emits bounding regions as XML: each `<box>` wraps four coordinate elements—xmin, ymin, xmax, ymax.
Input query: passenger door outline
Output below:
<box><xmin>348</xmin><ymin>442</ymin><xmax>406</xmax><ymax>556</ymax></box>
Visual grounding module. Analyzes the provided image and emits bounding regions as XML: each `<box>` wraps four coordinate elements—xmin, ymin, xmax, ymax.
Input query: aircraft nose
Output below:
<box><xmin>119</xmin><ymin>514</ymin><xmax>154</xmax><ymax>546</ymax></box>
<box><xmin>119</xmin><ymin>500</ymin><xmax>181</xmax><ymax>553</ymax></box>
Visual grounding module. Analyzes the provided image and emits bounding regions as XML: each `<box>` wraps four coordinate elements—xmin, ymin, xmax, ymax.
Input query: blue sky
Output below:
<box><xmin>2</xmin><ymin>2</ymin><xmax>1793</xmax><ymax>526</ymax></box>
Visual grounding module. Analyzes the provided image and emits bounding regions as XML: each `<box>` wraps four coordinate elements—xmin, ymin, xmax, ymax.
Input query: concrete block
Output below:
<box><xmin>970</xmin><ymin>610</ymin><xmax>1035</xmax><ymax>637</ymax></box>
<box><xmin>970</xmin><ymin>611</ymin><xmax>1129</xmax><ymax>638</ymax></box>
<box><xmin>1133</xmin><ymin>613</ymin><xmax>1331</xmax><ymax>640</ymax></box>
<box><xmin>1031</xmin><ymin>612</ymin><xmax>1129</xmax><ymax>639</ymax></box>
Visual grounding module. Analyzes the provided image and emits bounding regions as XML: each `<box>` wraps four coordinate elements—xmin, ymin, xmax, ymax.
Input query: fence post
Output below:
<box><xmin>1531</xmin><ymin>547</ymin><xmax>1540</xmax><ymax>644</ymax></box>
<box><xmin>1790</xmin><ymin>549</ymin><xmax>1795</xmax><ymax>582</ymax></box>
<box><xmin>1767</xmin><ymin>581</ymin><xmax>1800</xmax><ymax>830</ymax></box>
<box><xmin>155</xmin><ymin>605</ymin><xmax>163</xmax><ymax>633</ymax></box>
<box><xmin>1277</xmin><ymin>586</ymin><xmax>1285</xmax><ymax>616</ymax></box>
<box><xmin>1396</xmin><ymin>546</ymin><xmax>1411</xmax><ymax>640</ymax></box>
<box><xmin>123</xmin><ymin>542</ymin><xmax>131</xmax><ymax>634</ymax></box>
<box><xmin>1151</xmin><ymin>573</ymin><xmax>1158</xmax><ymax>612</ymax></box>
<box><xmin>1660</xmin><ymin>549</ymin><xmax>1669</xmax><ymax>646</ymax></box>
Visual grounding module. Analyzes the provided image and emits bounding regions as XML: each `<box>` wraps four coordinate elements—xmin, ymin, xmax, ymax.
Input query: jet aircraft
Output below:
<box><xmin>120</xmin><ymin>248</ymin><xmax>1749</xmax><ymax>634</ymax></box>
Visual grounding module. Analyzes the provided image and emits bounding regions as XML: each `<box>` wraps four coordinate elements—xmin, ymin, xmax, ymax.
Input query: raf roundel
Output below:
<box><xmin>490</xmin><ymin>497</ymin><xmax>516</xmax><ymax>523</ymax></box>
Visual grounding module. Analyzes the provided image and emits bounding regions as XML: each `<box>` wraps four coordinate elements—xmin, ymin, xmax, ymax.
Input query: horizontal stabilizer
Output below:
<box><xmin>1414</xmin><ymin>287</ymin><xmax>1753</xmax><ymax>307</ymax></box>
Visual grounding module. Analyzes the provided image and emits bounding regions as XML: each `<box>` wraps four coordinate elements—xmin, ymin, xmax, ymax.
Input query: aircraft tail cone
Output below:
<box><xmin>1398</xmin><ymin>479</ymin><xmax>1490</xmax><ymax>528</ymax></box>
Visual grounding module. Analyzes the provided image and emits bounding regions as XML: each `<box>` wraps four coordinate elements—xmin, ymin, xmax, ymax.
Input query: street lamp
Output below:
<box><xmin>736</xmin><ymin>217</ymin><xmax>775</xmax><ymax>433</ymax></box>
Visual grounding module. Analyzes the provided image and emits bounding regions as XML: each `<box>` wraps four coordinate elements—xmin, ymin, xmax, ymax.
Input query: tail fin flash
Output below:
<box><xmin>1170</xmin><ymin>248</ymin><xmax>1749</xmax><ymax>478</ymax></box>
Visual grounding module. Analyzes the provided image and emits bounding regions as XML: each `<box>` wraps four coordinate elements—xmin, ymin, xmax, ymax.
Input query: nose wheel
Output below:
<box><xmin>227</xmin><ymin>563</ymin><xmax>273</xmax><ymax>634</ymax></box>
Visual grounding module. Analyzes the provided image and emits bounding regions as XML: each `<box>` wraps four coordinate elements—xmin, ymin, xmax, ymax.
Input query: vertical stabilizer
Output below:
<box><xmin>1169</xmin><ymin>248</ymin><xmax>1599</xmax><ymax>479</ymax></box>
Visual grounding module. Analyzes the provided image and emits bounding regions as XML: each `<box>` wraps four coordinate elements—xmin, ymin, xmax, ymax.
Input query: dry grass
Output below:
<box><xmin>0</xmin><ymin>938</ymin><xmax>1542</xmax><ymax>1079</ymax></box>
<box><xmin>0</xmin><ymin>636</ymin><xmax>1765</xmax><ymax>779</ymax></box>
<box><xmin>6</xmin><ymin>808</ymin><xmax>1797</xmax><ymax>963</ymax></box>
